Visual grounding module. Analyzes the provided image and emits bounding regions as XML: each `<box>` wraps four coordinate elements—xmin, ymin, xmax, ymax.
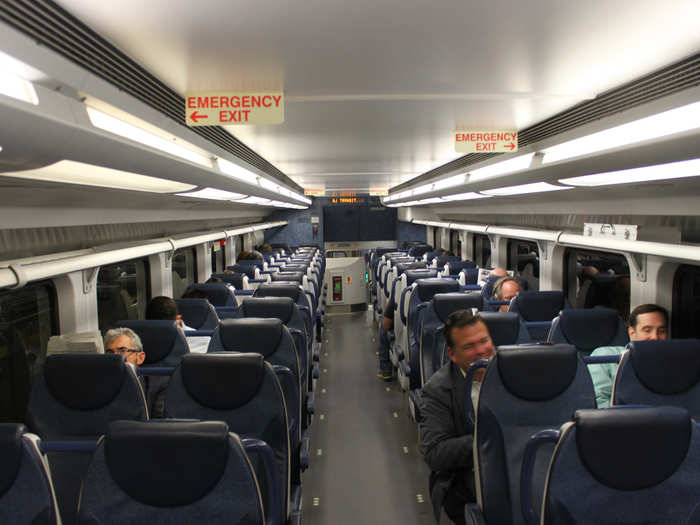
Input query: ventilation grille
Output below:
<box><xmin>0</xmin><ymin>0</ymin><xmax>302</xmax><ymax>192</ymax></box>
<box><xmin>393</xmin><ymin>52</ymin><xmax>700</xmax><ymax>192</ymax></box>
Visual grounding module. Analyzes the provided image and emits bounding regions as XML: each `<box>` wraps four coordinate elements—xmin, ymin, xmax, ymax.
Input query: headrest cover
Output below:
<box><xmin>497</xmin><ymin>345</ymin><xmax>578</xmax><ymax>401</ymax></box>
<box><xmin>433</xmin><ymin>293</ymin><xmax>483</xmax><ymax>322</ymax></box>
<box><xmin>105</xmin><ymin>420</ymin><xmax>229</xmax><ymax>507</ymax></box>
<box><xmin>216</xmin><ymin>318</ymin><xmax>283</xmax><ymax>357</ymax></box>
<box><xmin>629</xmin><ymin>340</ymin><xmax>700</xmax><ymax>395</ymax></box>
<box><xmin>118</xmin><ymin>320</ymin><xmax>179</xmax><ymax>364</ymax></box>
<box><xmin>0</xmin><ymin>424</ymin><xmax>25</xmax><ymax>496</ymax></box>
<box><xmin>480</xmin><ymin>312</ymin><xmax>521</xmax><ymax>347</ymax></box>
<box><xmin>271</xmin><ymin>272</ymin><xmax>304</xmax><ymax>283</ymax></box>
<box><xmin>416</xmin><ymin>278</ymin><xmax>460</xmax><ymax>302</ymax></box>
<box><xmin>186</xmin><ymin>284</ymin><xmax>234</xmax><ymax>308</ymax></box>
<box><xmin>405</xmin><ymin>269</ymin><xmax>439</xmax><ymax>286</ymax></box>
<box><xmin>211</xmin><ymin>273</ymin><xmax>244</xmax><ymax>288</ymax></box>
<box><xmin>463</xmin><ymin>267</ymin><xmax>479</xmax><ymax>285</ymax></box>
<box><xmin>175</xmin><ymin>299</ymin><xmax>216</xmax><ymax>330</ymax></box>
<box><xmin>242</xmin><ymin>297</ymin><xmax>295</xmax><ymax>324</ymax></box>
<box><xmin>559</xmin><ymin>308</ymin><xmax>624</xmax><ymax>352</ymax></box>
<box><xmin>254</xmin><ymin>282</ymin><xmax>301</xmax><ymax>300</ymax></box>
<box><xmin>396</xmin><ymin>261</ymin><xmax>427</xmax><ymax>273</ymax></box>
<box><xmin>45</xmin><ymin>354</ymin><xmax>125</xmax><ymax>410</ymax></box>
<box><xmin>575</xmin><ymin>406</ymin><xmax>692</xmax><ymax>490</ymax></box>
<box><xmin>181</xmin><ymin>353</ymin><xmax>266</xmax><ymax>409</ymax></box>
<box><xmin>511</xmin><ymin>291</ymin><xmax>566</xmax><ymax>321</ymax></box>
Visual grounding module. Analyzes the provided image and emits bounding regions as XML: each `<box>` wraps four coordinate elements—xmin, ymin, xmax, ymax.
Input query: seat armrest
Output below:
<box><xmin>305</xmin><ymin>392</ymin><xmax>315</xmax><ymax>415</ymax></box>
<box><xmin>464</xmin><ymin>504</ymin><xmax>487</xmax><ymax>525</ymax></box>
<box><xmin>299</xmin><ymin>435</ymin><xmax>310</xmax><ymax>471</ymax></box>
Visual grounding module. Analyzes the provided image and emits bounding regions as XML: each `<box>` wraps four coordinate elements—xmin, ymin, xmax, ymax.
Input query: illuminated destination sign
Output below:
<box><xmin>329</xmin><ymin>192</ymin><xmax>366</xmax><ymax>204</ymax></box>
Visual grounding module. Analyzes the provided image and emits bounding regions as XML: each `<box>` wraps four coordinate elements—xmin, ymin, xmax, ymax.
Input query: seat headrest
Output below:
<box><xmin>396</xmin><ymin>261</ymin><xmax>426</xmax><ymax>273</ymax></box>
<box><xmin>181</xmin><ymin>353</ymin><xmax>266</xmax><ymax>409</ymax></box>
<box><xmin>510</xmin><ymin>291</ymin><xmax>566</xmax><ymax>321</ymax></box>
<box><xmin>629</xmin><ymin>340</ymin><xmax>700</xmax><ymax>395</ymax></box>
<box><xmin>435</xmin><ymin>255</ymin><xmax>461</xmax><ymax>266</ymax></box>
<box><xmin>0</xmin><ymin>424</ymin><xmax>25</xmax><ymax>496</ymax></box>
<box><xmin>496</xmin><ymin>344</ymin><xmax>579</xmax><ymax>401</ymax></box>
<box><xmin>44</xmin><ymin>354</ymin><xmax>126</xmax><ymax>410</ymax></box>
<box><xmin>433</xmin><ymin>293</ymin><xmax>483</xmax><ymax>322</ymax></box>
<box><xmin>271</xmin><ymin>272</ymin><xmax>304</xmax><ymax>283</ymax></box>
<box><xmin>117</xmin><ymin>320</ymin><xmax>181</xmax><ymax>364</ymax></box>
<box><xmin>404</xmin><ymin>269</ymin><xmax>438</xmax><ymax>286</ymax></box>
<box><xmin>447</xmin><ymin>261</ymin><xmax>477</xmax><ymax>273</ymax></box>
<box><xmin>415</xmin><ymin>278</ymin><xmax>460</xmax><ymax>302</ymax></box>
<box><xmin>479</xmin><ymin>312</ymin><xmax>523</xmax><ymax>347</ymax></box>
<box><xmin>216</xmin><ymin>318</ymin><xmax>284</xmax><ymax>357</ymax></box>
<box><xmin>226</xmin><ymin>265</ymin><xmax>255</xmax><ymax>278</ymax></box>
<box><xmin>185</xmin><ymin>284</ymin><xmax>235</xmax><ymax>308</ymax></box>
<box><xmin>254</xmin><ymin>282</ymin><xmax>301</xmax><ymax>300</ymax></box>
<box><xmin>574</xmin><ymin>406</ymin><xmax>692</xmax><ymax>490</ymax></box>
<box><xmin>211</xmin><ymin>273</ymin><xmax>244</xmax><ymax>288</ymax></box>
<box><xmin>462</xmin><ymin>267</ymin><xmax>479</xmax><ymax>285</ymax></box>
<box><xmin>105</xmin><ymin>420</ymin><xmax>230</xmax><ymax>507</ymax></box>
<box><xmin>558</xmin><ymin>308</ymin><xmax>625</xmax><ymax>352</ymax></box>
<box><xmin>241</xmin><ymin>297</ymin><xmax>295</xmax><ymax>324</ymax></box>
<box><xmin>175</xmin><ymin>299</ymin><xmax>217</xmax><ymax>330</ymax></box>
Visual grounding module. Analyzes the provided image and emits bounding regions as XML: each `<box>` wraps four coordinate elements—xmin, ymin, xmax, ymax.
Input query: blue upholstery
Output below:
<box><xmin>509</xmin><ymin>291</ymin><xmax>571</xmax><ymax>341</ymax></box>
<box><xmin>541</xmin><ymin>406</ymin><xmax>700</xmax><ymax>524</ymax></box>
<box><xmin>469</xmin><ymin>345</ymin><xmax>595</xmax><ymax>525</ymax></box>
<box><xmin>479</xmin><ymin>312</ymin><xmax>532</xmax><ymax>347</ymax></box>
<box><xmin>165</xmin><ymin>353</ymin><xmax>290</xmax><ymax>521</ymax></box>
<box><xmin>434</xmin><ymin>255</ymin><xmax>461</xmax><ymax>268</ymax></box>
<box><xmin>77</xmin><ymin>421</ymin><xmax>266</xmax><ymax>525</ymax></box>
<box><xmin>254</xmin><ymin>283</ymin><xmax>314</xmax><ymax>351</ymax></box>
<box><xmin>228</xmin><ymin>264</ymin><xmax>257</xmax><ymax>279</ymax></box>
<box><xmin>184</xmin><ymin>283</ymin><xmax>237</xmax><ymax>308</ymax></box>
<box><xmin>212</xmin><ymin>272</ymin><xmax>245</xmax><ymax>289</ymax></box>
<box><xmin>462</xmin><ymin>267</ymin><xmax>479</xmax><ymax>285</ymax></box>
<box><xmin>0</xmin><ymin>424</ymin><xmax>59</xmax><ymax>525</ymax></box>
<box><xmin>26</xmin><ymin>354</ymin><xmax>147</xmax><ymax>525</ymax></box>
<box><xmin>613</xmin><ymin>339</ymin><xmax>700</xmax><ymax>418</ymax></box>
<box><xmin>445</xmin><ymin>260</ymin><xmax>477</xmax><ymax>274</ymax></box>
<box><xmin>175</xmin><ymin>298</ymin><xmax>220</xmax><ymax>331</ymax></box>
<box><xmin>408</xmin><ymin>244</ymin><xmax>432</xmax><ymax>258</ymax></box>
<box><xmin>271</xmin><ymin>272</ymin><xmax>304</xmax><ymax>283</ymax></box>
<box><xmin>116</xmin><ymin>320</ymin><xmax>189</xmax><ymax>367</ymax></box>
<box><xmin>548</xmin><ymin>308</ymin><xmax>628</xmax><ymax>354</ymax></box>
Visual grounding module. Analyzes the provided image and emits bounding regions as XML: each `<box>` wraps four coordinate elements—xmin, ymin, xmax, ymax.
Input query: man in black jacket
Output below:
<box><xmin>419</xmin><ymin>310</ymin><xmax>495</xmax><ymax>524</ymax></box>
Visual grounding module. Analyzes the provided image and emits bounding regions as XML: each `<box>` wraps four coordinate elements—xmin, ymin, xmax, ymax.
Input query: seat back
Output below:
<box><xmin>212</xmin><ymin>272</ymin><xmax>246</xmax><ymax>289</ymax></box>
<box><xmin>117</xmin><ymin>320</ymin><xmax>189</xmax><ymax>367</ymax></box>
<box><xmin>508</xmin><ymin>291</ymin><xmax>571</xmax><ymax>341</ymax></box>
<box><xmin>227</xmin><ymin>264</ymin><xmax>257</xmax><ymax>279</ymax></box>
<box><xmin>542</xmin><ymin>406</ymin><xmax>700</xmax><ymax>525</ymax></box>
<box><xmin>474</xmin><ymin>345</ymin><xmax>595</xmax><ymax>525</ymax></box>
<box><xmin>613</xmin><ymin>339</ymin><xmax>700</xmax><ymax>418</ymax></box>
<box><xmin>461</xmin><ymin>267</ymin><xmax>479</xmax><ymax>285</ymax></box>
<box><xmin>0</xmin><ymin>424</ymin><xmax>60</xmax><ymax>525</ymax></box>
<box><xmin>184</xmin><ymin>283</ymin><xmax>238</xmax><ymax>308</ymax></box>
<box><xmin>479</xmin><ymin>312</ymin><xmax>532</xmax><ymax>347</ymax></box>
<box><xmin>78</xmin><ymin>420</ymin><xmax>266</xmax><ymax>525</ymax></box>
<box><xmin>165</xmin><ymin>353</ymin><xmax>289</xmax><ymax>520</ymax></box>
<box><xmin>548</xmin><ymin>308</ymin><xmax>628</xmax><ymax>354</ymax></box>
<box><xmin>254</xmin><ymin>283</ymin><xmax>314</xmax><ymax>348</ymax></box>
<box><xmin>443</xmin><ymin>260</ymin><xmax>476</xmax><ymax>276</ymax></box>
<box><xmin>175</xmin><ymin>299</ymin><xmax>220</xmax><ymax>331</ymax></box>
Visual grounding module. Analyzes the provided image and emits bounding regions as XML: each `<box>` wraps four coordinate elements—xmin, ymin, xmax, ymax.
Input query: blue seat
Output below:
<box><xmin>212</xmin><ymin>272</ymin><xmax>246</xmax><ymax>289</ymax></box>
<box><xmin>184</xmin><ymin>283</ymin><xmax>238</xmax><ymax>308</ymax></box>
<box><xmin>548</xmin><ymin>308</ymin><xmax>628</xmax><ymax>354</ymax></box>
<box><xmin>465</xmin><ymin>344</ymin><xmax>595</xmax><ymax>525</ymax></box>
<box><xmin>531</xmin><ymin>406</ymin><xmax>700</xmax><ymax>525</ymax></box>
<box><xmin>165</xmin><ymin>353</ymin><xmax>291</xmax><ymax>523</ymax></box>
<box><xmin>254</xmin><ymin>283</ymin><xmax>315</xmax><ymax>352</ymax></box>
<box><xmin>116</xmin><ymin>320</ymin><xmax>189</xmax><ymax>367</ymax></box>
<box><xmin>462</xmin><ymin>267</ymin><xmax>479</xmax><ymax>285</ymax></box>
<box><xmin>228</xmin><ymin>264</ymin><xmax>257</xmax><ymax>279</ymax></box>
<box><xmin>613</xmin><ymin>339</ymin><xmax>700</xmax><ymax>418</ymax></box>
<box><xmin>271</xmin><ymin>271</ymin><xmax>304</xmax><ymax>283</ymax></box>
<box><xmin>26</xmin><ymin>354</ymin><xmax>147</xmax><ymax>524</ymax></box>
<box><xmin>77</xmin><ymin>420</ymin><xmax>272</xmax><ymax>525</ymax></box>
<box><xmin>508</xmin><ymin>291</ymin><xmax>571</xmax><ymax>341</ymax></box>
<box><xmin>434</xmin><ymin>255</ymin><xmax>461</xmax><ymax>268</ymax></box>
<box><xmin>408</xmin><ymin>244</ymin><xmax>432</xmax><ymax>258</ymax></box>
<box><xmin>175</xmin><ymin>298</ymin><xmax>219</xmax><ymax>331</ymax></box>
<box><xmin>479</xmin><ymin>312</ymin><xmax>532</xmax><ymax>347</ymax></box>
<box><xmin>0</xmin><ymin>424</ymin><xmax>60</xmax><ymax>525</ymax></box>
<box><xmin>443</xmin><ymin>260</ymin><xmax>476</xmax><ymax>276</ymax></box>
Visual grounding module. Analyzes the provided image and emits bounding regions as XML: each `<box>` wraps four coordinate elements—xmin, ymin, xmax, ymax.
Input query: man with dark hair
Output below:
<box><xmin>145</xmin><ymin>296</ymin><xmax>192</xmax><ymax>330</ymax></box>
<box><xmin>588</xmin><ymin>303</ymin><xmax>669</xmax><ymax>408</ymax></box>
<box><xmin>419</xmin><ymin>310</ymin><xmax>495</xmax><ymax>525</ymax></box>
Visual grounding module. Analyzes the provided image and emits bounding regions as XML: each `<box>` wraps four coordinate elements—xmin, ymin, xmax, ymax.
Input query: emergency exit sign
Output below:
<box><xmin>455</xmin><ymin>130</ymin><xmax>518</xmax><ymax>153</ymax></box>
<box><xmin>185</xmin><ymin>91</ymin><xmax>284</xmax><ymax>126</ymax></box>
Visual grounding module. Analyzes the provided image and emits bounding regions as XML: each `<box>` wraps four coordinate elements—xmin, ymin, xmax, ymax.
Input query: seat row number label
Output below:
<box><xmin>455</xmin><ymin>130</ymin><xmax>518</xmax><ymax>153</ymax></box>
<box><xmin>185</xmin><ymin>91</ymin><xmax>284</xmax><ymax>126</ymax></box>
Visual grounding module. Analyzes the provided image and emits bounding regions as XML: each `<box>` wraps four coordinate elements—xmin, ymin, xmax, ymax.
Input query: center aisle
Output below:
<box><xmin>302</xmin><ymin>311</ymin><xmax>433</xmax><ymax>525</ymax></box>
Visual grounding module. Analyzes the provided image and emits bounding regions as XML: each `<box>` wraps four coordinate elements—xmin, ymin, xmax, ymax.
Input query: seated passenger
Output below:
<box><xmin>491</xmin><ymin>276</ymin><xmax>521</xmax><ymax>312</ymax></box>
<box><xmin>181</xmin><ymin>288</ymin><xmax>208</xmax><ymax>300</ymax></box>
<box><xmin>588</xmin><ymin>303</ymin><xmax>668</xmax><ymax>408</ymax></box>
<box><xmin>377</xmin><ymin>295</ymin><xmax>395</xmax><ymax>381</ymax></box>
<box><xmin>103</xmin><ymin>327</ymin><xmax>166</xmax><ymax>418</ymax></box>
<box><xmin>146</xmin><ymin>295</ymin><xmax>210</xmax><ymax>354</ymax></box>
<box><xmin>419</xmin><ymin>310</ymin><xmax>495</xmax><ymax>525</ymax></box>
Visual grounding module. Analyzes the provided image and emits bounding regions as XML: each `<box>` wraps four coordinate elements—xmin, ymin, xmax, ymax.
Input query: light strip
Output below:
<box><xmin>433</xmin><ymin>173</ymin><xmax>466</xmax><ymax>191</ymax></box>
<box><xmin>0</xmin><ymin>71</ymin><xmax>38</xmax><ymax>105</ymax></box>
<box><xmin>559</xmin><ymin>158</ymin><xmax>700</xmax><ymax>187</ymax></box>
<box><xmin>542</xmin><ymin>100</ymin><xmax>700</xmax><ymax>164</ymax></box>
<box><xmin>86</xmin><ymin>107</ymin><xmax>212</xmax><ymax>167</ymax></box>
<box><xmin>217</xmin><ymin>158</ymin><xmax>260</xmax><ymax>185</ymax></box>
<box><xmin>469</xmin><ymin>153</ymin><xmax>535</xmax><ymax>181</ymax></box>
<box><xmin>237</xmin><ymin>195</ymin><xmax>272</xmax><ymax>205</ymax></box>
<box><xmin>259</xmin><ymin>177</ymin><xmax>280</xmax><ymax>192</ymax></box>
<box><xmin>1</xmin><ymin>160</ymin><xmax>196</xmax><ymax>193</ymax></box>
<box><xmin>480</xmin><ymin>182</ymin><xmax>572</xmax><ymax>196</ymax></box>
<box><xmin>412</xmin><ymin>183</ymin><xmax>433</xmax><ymax>196</ymax></box>
<box><xmin>290</xmin><ymin>192</ymin><xmax>312</xmax><ymax>204</ymax></box>
<box><xmin>440</xmin><ymin>192</ymin><xmax>492</xmax><ymax>201</ymax></box>
<box><xmin>176</xmin><ymin>187</ymin><xmax>246</xmax><ymax>200</ymax></box>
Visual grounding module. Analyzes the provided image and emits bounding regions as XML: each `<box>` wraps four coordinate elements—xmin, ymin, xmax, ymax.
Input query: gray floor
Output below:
<box><xmin>302</xmin><ymin>311</ymin><xmax>433</xmax><ymax>525</ymax></box>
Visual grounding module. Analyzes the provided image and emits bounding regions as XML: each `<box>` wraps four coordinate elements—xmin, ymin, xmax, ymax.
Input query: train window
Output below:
<box><xmin>672</xmin><ymin>265</ymin><xmax>700</xmax><ymax>338</ymax></box>
<box><xmin>172</xmin><ymin>248</ymin><xmax>196</xmax><ymax>298</ymax></box>
<box><xmin>564</xmin><ymin>248</ymin><xmax>630</xmax><ymax>320</ymax></box>
<box><xmin>211</xmin><ymin>241</ymin><xmax>224</xmax><ymax>274</ymax></box>
<box><xmin>97</xmin><ymin>258</ymin><xmax>150</xmax><ymax>331</ymax></box>
<box><xmin>507</xmin><ymin>240</ymin><xmax>540</xmax><ymax>291</ymax></box>
<box><xmin>450</xmin><ymin>230</ymin><xmax>461</xmax><ymax>258</ymax></box>
<box><xmin>0</xmin><ymin>281</ymin><xmax>58</xmax><ymax>422</ymax></box>
<box><xmin>473</xmin><ymin>234</ymin><xmax>491</xmax><ymax>267</ymax></box>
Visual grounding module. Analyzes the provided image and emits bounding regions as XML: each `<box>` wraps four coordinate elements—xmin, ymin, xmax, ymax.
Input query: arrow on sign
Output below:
<box><xmin>189</xmin><ymin>111</ymin><xmax>208</xmax><ymax>123</ymax></box>
<box><xmin>504</xmin><ymin>142</ymin><xmax>516</xmax><ymax>151</ymax></box>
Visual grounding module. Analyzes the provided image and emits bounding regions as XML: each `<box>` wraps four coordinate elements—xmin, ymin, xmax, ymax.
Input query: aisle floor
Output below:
<box><xmin>302</xmin><ymin>311</ymin><xmax>433</xmax><ymax>525</ymax></box>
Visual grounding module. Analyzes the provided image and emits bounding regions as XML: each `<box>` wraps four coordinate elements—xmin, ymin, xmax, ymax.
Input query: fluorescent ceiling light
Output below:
<box><xmin>396</xmin><ymin>200</ymin><xmax>420</xmax><ymax>207</ymax></box>
<box><xmin>259</xmin><ymin>177</ymin><xmax>280</xmax><ymax>192</ymax></box>
<box><xmin>0</xmin><ymin>71</ymin><xmax>38</xmax><ymax>105</ymax></box>
<box><xmin>86</xmin><ymin>107</ymin><xmax>212</xmax><ymax>167</ymax></box>
<box><xmin>542</xmin><ymin>100</ymin><xmax>700</xmax><ymax>164</ymax></box>
<box><xmin>469</xmin><ymin>153</ymin><xmax>535</xmax><ymax>182</ymax></box>
<box><xmin>237</xmin><ymin>196</ymin><xmax>271</xmax><ymax>205</ymax></box>
<box><xmin>290</xmin><ymin>192</ymin><xmax>312</xmax><ymax>204</ymax></box>
<box><xmin>440</xmin><ymin>192</ymin><xmax>492</xmax><ymax>201</ymax></box>
<box><xmin>433</xmin><ymin>173</ymin><xmax>466</xmax><ymax>191</ymax></box>
<box><xmin>1</xmin><ymin>160</ymin><xmax>195</xmax><ymax>193</ymax></box>
<box><xmin>412</xmin><ymin>184</ymin><xmax>433</xmax><ymax>196</ymax></box>
<box><xmin>176</xmin><ymin>187</ymin><xmax>246</xmax><ymax>200</ymax></box>
<box><xmin>413</xmin><ymin>197</ymin><xmax>443</xmax><ymax>205</ymax></box>
<box><xmin>481</xmin><ymin>182</ymin><xmax>572</xmax><ymax>196</ymax></box>
<box><xmin>217</xmin><ymin>158</ymin><xmax>260</xmax><ymax>185</ymax></box>
<box><xmin>559</xmin><ymin>158</ymin><xmax>700</xmax><ymax>187</ymax></box>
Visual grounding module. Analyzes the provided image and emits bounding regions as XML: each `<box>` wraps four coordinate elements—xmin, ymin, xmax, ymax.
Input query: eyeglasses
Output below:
<box><xmin>106</xmin><ymin>347</ymin><xmax>141</xmax><ymax>354</ymax></box>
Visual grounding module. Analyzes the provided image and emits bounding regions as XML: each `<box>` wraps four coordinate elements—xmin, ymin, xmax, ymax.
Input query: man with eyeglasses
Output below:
<box><xmin>103</xmin><ymin>327</ymin><xmax>165</xmax><ymax>417</ymax></box>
